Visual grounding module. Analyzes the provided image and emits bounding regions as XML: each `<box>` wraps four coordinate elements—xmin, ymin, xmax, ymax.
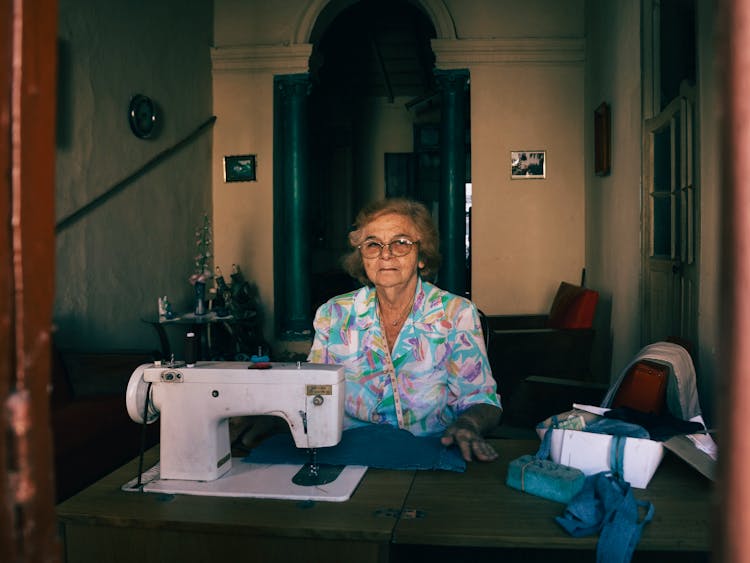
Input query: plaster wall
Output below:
<box><xmin>445</xmin><ymin>0</ymin><xmax>584</xmax><ymax>38</ymax></box>
<box><xmin>469</xmin><ymin>62</ymin><xmax>585</xmax><ymax>315</ymax></box>
<box><xmin>356</xmin><ymin>96</ymin><xmax>417</xmax><ymax>202</ymax></box>
<box><xmin>584</xmin><ymin>1</ymin><xmax>642</xmax><ymax>380</ymax></box>
<box><xmin>215</xmin><ymin>0</ymin><xmax>302</xmax><ymax>45</ymax></box>
<box><xmin>54</xmin><ymin>0</ymin><xmax>214</xmax><ymax>352</ymax></box>
<box><xmin>212</xmin><ymin>0</ymin><xmax>586</xmax><ymax>353</ymax></box>
<box><xmin>211</xmin><ymin>67</ymin><xmax>277</xmax><ymax>343</ymax></box>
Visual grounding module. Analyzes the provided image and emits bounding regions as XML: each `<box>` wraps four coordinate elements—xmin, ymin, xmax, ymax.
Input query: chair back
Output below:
<box><xmin>547</xmin><ymin>282</ymin><xmax>599</xmax><ymax>329</ymax></box>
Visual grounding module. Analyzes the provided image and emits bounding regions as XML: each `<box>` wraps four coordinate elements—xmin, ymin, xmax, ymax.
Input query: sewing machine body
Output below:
<box><xmin>127</xmin><ymin>361</ymin><xmax>344</xmax><ymax>482</ymax></box>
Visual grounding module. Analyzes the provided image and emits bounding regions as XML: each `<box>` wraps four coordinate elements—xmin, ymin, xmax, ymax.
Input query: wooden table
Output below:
<box><xmin>391</xmin><ymin>439</ymin><xmax>714</xmax><ymax>562</ymax></box>
<box><xmin>142</xmin><ymin>311</ymin><xmax>264</xmax><ymax>361</ymax></box>
<box><xmin>56</xmin><ymin>447</ymin><xmax>414</xmax><ymax>563</ymax></box>
<box><xmin>56</xmin><ymin>440</ymin><xmax>714</xmax><ymax>563</ymax></box>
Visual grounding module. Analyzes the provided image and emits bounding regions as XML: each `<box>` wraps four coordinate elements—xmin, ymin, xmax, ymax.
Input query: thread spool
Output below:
<box><xmin>185</xmin><ymin>331</ymin><xmax>197</xmax><ymax>367</ymax></box>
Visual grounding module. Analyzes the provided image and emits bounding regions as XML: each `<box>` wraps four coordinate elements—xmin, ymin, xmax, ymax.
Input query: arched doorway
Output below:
<box><xmin>273</xmin><ymin>0</ymin><xmax>470</xmax><ymax>338</ymax></box>
<box><xmin>307</xmin><ymin>0</ymin><xmax>440</xmax><ymax>312</ymax></box>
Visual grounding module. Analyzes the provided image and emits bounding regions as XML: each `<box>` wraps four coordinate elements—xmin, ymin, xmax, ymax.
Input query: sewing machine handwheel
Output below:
<box><xmin>126</xmin><ymin>364</ymin><xmax>160</xmax><ymax>424</ymax></box>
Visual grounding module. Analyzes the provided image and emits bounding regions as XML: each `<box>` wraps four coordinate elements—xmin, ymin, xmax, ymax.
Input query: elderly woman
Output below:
<box><xmin>308</xmin><ymin>197</ymin><xmax>502</xmax><ymax>462</ymax></box>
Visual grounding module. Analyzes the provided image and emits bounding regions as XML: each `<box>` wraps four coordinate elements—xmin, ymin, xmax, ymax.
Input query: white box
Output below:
<box><xmin>537</xmin><ymin>428</ymin><xmax>664</xmax><ymax>489</ymax></box>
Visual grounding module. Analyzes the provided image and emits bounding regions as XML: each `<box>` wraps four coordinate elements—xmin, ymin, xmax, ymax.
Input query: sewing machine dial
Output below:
<box><xmin>126</xmin><ymin>364</ymin><xmax>161</xmax><ymax>424</ymax></box>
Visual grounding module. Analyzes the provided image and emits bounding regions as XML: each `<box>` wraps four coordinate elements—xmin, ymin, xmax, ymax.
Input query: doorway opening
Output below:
<box><xmin>642</xmin><ymin>0</ymin><xmax>698</xmax><ymax>346</ymax></box>
<box><xmin>307</xmin><ymin>0</ymin><xmax>442</xmax><ymax>311</ymax></box>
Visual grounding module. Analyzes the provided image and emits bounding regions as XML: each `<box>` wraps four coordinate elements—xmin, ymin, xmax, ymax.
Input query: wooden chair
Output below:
<box><xmin>485</xmin><ymin>281</ymin><xmax>602</xmax><ymax>429</ymax></box>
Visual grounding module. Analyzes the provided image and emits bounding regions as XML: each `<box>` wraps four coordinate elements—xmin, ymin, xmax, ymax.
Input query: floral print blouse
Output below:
<box><xmin>307</xmin><ymin>278</ymin><xmax>501</xmax><ymax>436</ymax></box>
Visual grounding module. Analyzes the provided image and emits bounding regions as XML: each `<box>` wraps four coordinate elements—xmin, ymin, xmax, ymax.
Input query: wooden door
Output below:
<box><xmin>1</xmin><ymin>0</ymin><xmax>61</xmax><ymax>561</ymax></box>
<box><xmin>642</xmin><ymin>83</ymin><xmax>699</xmax><ymax>346</ymax></box>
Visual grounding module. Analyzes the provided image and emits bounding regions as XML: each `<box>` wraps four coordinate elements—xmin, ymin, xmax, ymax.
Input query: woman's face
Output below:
<box><xmin>360</xmin><ymin>212</ymin><xmax>424</xmax><ymax>290</ymax></box>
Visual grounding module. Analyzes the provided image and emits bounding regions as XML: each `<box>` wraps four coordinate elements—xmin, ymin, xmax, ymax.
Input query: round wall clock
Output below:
<box><xmin>128</xmin><ymin>94</ymin><xmax>158</xmax><ymax>139</ymax></box>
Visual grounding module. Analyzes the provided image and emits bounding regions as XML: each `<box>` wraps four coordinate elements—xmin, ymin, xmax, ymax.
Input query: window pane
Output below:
<box><xmin>653</xmin><ymin>194</ymin><xmax>671</xmax><ymax>257</ymax></box>
<box><xmin>653</xmin><ymin>127</ymin><xmax>671</xmax><ymax>194</ymax></box>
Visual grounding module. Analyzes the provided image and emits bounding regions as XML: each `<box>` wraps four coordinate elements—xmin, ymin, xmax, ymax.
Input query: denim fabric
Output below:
<box><xmin>556</xmin><ymin>462</ymin><xmax>654</xmax><ymax>562</ymax></box>
<box><xmin>584</xmin><ymin>418</ymin><xmax>651</xmax><ymax>439</ymax></box>
<box><xmin>243</xmin><ymin>423</ymin><xmax>467</xmax><ymax>472</ymax></box>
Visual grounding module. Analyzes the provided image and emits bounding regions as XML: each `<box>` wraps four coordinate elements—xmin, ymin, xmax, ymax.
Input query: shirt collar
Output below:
<box><xmin>352</xmin><ymin>278</ymin><xmax>448</xmax><ymax>360</ymax></box>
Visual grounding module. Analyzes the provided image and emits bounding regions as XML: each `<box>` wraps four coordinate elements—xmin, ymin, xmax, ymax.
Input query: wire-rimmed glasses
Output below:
<box><xmin>358</xmin><ymin>238</ymin><xmax>419</xmax><ymax>259</ymax></box>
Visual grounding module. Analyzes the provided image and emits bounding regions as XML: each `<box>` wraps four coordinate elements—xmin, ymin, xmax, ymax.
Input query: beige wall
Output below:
<box><xmin>467</xmin><ymin>61</ymin><xmax>585</xmax><ymax>315</ymax></box>
<box><xmin>584</xmin><ymin>1</ymin><xmax>643</xmax><ymax>379</ymax></box>
<box><xmin>445</xmin><ymin>0</ymin><xmax>583</xmax><ymax>38</ymax></box>
<box><xmin>211</xmin><ymin>62</ymin><xmax>279</xmax><ymax>345</ymax></box>
<box><xmin>212</xmin><ymin>0</ymin><xmax>587</xmax><ymax>355</ymax></box>
<box><xmin>356</xmin><ymin>96</ymin><xmax>416</xmax><ymax>202</ymax></box>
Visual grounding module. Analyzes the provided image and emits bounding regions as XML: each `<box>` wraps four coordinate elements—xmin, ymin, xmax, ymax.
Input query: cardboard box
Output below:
<box><xmin>537</xmin><ymin>427</ymin><xmax>664</xmax><ymax>489</ymax></box>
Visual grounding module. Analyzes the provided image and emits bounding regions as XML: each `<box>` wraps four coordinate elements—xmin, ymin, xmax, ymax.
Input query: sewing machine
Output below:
<box><xmin>125</xmin><ymin>361</ymin><xmax>355</xmax><ymax>493</ymax></box>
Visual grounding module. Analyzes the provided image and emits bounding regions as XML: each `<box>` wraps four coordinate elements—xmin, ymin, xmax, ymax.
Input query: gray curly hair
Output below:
<box><xmin>341</xmin><ymin>197</ymin><xmax>441</xmax><ymax>285</ymax></box>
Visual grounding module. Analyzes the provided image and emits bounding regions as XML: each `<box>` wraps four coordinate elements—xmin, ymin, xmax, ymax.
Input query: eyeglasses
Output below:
<box><xmin>358</xmin><ymin>238</ymin><xmax>419</xmax><ymax>259</ymax></box>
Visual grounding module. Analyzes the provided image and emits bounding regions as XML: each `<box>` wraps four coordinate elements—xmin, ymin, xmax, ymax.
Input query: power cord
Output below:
<box><xmin>135</xmin><ymin>382</ymin><xmax>153</xmax><ymax>490</ymax></box>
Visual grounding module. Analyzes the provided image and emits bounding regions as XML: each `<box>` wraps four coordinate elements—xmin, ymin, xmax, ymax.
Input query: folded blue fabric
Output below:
<box><xmin>556</xmin><ymin>472</ymin><xmax>654</xmax><ymax>563</ymax></box>
<box><xmin>242</xmin><ymin>424</ymin><xmax>467</xmax><ymax>472</ymax></box>
<box><xmin>555</xmin><ymin>436</ymin><xmax>655</xmax><ymax>563</ymax></box>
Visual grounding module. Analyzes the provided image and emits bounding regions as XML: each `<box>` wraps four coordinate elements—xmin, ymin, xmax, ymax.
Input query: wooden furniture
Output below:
<box><xmin>56</xmin><ymin>446</ymin><xmax>414</xmax><ymax>563</ymax></box>
<box><xmin>56</xmin><ymin>440</ymin><xmax>712</xmax><ymax>562</ymax></box>
<box><xmin>391</xmin><ymin>440</ymin><xmax>712</xmax><ymax>562</ymax></box>
<box><xmin>142</xmin><ymin>310</ymin><xmax>266</xmax><ymax>362</ymax></box>
<box><xmin>486</xmin><ymin>282</ymin><xmax>599</xmax><ymax>381</ymax></box>
<box><xmin>50</xmin><ymin>347</ymin><xmax>160</xmax><ymax>502</ymax></box>
<box><xmin>486</xmin><ymin>281</ymin><xmax>601</xmax><ymax>427</ymax></box>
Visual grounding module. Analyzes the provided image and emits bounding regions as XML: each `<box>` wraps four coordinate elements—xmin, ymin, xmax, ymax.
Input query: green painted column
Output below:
<box><xmin>273</xmin><ymin>74</ymin><xmax>312</xmax><ymax>339</ymax></box>
<box><xmin>435</xmin><ymin>69</ymin><xmax>469</xmax><ymax>297</ymax></box>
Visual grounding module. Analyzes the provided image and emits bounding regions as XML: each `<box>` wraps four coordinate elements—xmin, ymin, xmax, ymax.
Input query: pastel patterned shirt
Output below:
<box><xmin>307</xmin><ymin>278</ymin><xmax>501</xmax><ymax>436</ymax></box>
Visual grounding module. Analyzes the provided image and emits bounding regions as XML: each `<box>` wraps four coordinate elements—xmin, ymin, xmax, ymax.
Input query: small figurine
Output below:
<box><xmin>158</xmin><ymin>296</ymin><xmax>175</xmax><ymax>320</ymax></box>
<box><xmin>229</xmin><ymin>264</ymin><xmax>260</xmax><ymax>319</ymax></box>
<box><xmin>213</xmin><ymin>266</ymin><xmax>232</xmax><ymax>317</ymax></box>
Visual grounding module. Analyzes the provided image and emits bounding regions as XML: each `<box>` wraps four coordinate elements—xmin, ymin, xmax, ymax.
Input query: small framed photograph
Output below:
<box><xmin>224</xmin><ymin>154</ymin><xmax>257</xmax><ymax>182</ymax></box>
<box><xmin>511</xmin><ymin>151</ymin><xmax>546</xmax><ymax>179</ymax></box>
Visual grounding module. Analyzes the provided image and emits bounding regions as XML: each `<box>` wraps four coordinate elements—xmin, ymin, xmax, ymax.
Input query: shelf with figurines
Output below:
<box><xmin>144</xmin><ymin>264</ymin><xmax>268</xmax><ymax>362</ymax></box>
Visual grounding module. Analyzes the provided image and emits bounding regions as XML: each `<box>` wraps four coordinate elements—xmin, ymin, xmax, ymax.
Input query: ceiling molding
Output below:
<box><xmin>211</xmin><ymin>44</ymin><xmax>314</xmax><ymax>74</ymax></box>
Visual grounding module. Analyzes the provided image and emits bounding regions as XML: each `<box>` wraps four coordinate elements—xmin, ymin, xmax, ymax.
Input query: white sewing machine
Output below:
<box><xmin>124</xmin><ymin>361</ymin><xmax>367</xmax><ymax>501</ymax></box>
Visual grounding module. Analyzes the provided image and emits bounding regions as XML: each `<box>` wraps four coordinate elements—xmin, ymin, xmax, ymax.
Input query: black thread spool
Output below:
<box><xmin>185</xmin><ymin>331</ymin><xmax>197</xmax><ymax>367</ymax></box>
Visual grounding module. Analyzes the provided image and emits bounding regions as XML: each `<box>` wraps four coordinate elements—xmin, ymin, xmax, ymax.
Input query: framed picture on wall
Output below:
<box><xmin>511</xmin><ymin>151</ymin><xmax>546</xmax><ymax>179</ymax></box>
<box><xmin>224</xmin><ymin>154</ymin><xmax>257</xmax><ymax>182</ymax></box>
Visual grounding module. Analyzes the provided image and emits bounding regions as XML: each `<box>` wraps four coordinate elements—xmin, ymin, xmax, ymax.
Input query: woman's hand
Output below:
<box><xmin>441</xmin><ymin>419</ymin><xmax>498</xmax><ymax>462</ymax></box>
<box><xmin>440</xmin><ymin>404</ymin><xmax>502</xmax><ymax>462</ymax></box>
